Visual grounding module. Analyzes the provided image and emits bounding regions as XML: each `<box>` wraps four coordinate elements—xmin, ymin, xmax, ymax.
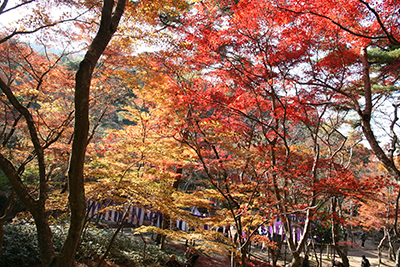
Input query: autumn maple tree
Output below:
<box><xmin>0</xmin><ymin>0</ymin><xmax>193</xmax><ymax>266</ymax></box>
<box><xmin>0</xmin><ymin>0</ymin><xmax>398</xmax><ymax>267</ymax></box>
<box><xmin>356</xmin><ymin>171</ymin><xmax>398</xmax><ymax>263</ymax></box>
<box><xmin>266</xmin><ymin>1</ymin><xmax>400</xmax><ymax>264</ymax></box>
<box><xmin>118</xmin><ymin>1</ymin><xmax>397</xmax><ymax>267</ymax></box>
<box><xmin>90</xmin><ymin>0</ymin><xmax>397</xmax><ymax>266</ymax></box>
<box><xmin>100</xmin><ymin>3</ymin><xmax>372</xmax><ymax>267</ymax></box>
<box><xmin>0</xmin><ymin>1</ymin><xmax>127</xmax><ymax>266</ymax></box>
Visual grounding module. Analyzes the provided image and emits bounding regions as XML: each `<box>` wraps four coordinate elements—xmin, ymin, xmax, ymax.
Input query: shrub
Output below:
<box><xmin>1</xmin><ymin>220</ymin><xmax>185</xmax><ymax>267</ymax></box>
<box><xmin>78</xmin><ymin>227</ymin><xmax>185</xmax><ymax>266</ymax></box>
<box><xmin>0</xmin><ymin>219</ymin><xmax>41</xmax><ymax>267</ymax></box>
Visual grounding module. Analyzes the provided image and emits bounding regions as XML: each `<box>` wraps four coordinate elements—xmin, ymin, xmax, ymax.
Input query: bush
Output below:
<box><xmin>0</xmin><ymin>219</ymin><xmax>41</xmax><ymax>267</ymax></box>
<box><xmin>1</xmin><ymin>220</ymin><xmax>185</xmax><ymax>267</ymax></box>
<box><xmin>78</xmin><ymin>227</ymin><xmax>185</xmax><ymax>266</ymax></box>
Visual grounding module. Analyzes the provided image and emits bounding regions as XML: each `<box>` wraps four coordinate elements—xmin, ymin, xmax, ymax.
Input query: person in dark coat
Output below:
<box><xmin>184</xmin><ymin>246</ymin><xmax>200</xmax><ymax>267</ymax></box>
<box><xmin>302</xmin><ymin>255</ymin><xmax>310</xmax><ymax>267</ymax></box>
<box><xmin>361</xmin><ymin>232</ymin><xmax>367</xmax><ymax>248</ymax></box>
<box><xmin>361</xmin><ymin>255</ymin><xmax>370</xmax><ymax>267</ymax></box>
<box><xmin>332</xmin><ymin>259</ymin><xmax>345</xmax><ymax>267</ymax></box>
<box><xmin>165</xmin><ymin>254</ymin><xmax>182</xmax><ymax>267</ymax></box>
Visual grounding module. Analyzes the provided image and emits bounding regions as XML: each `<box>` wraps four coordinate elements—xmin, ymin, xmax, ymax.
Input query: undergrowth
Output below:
<box><xmin>0</xmin><ymin>219</ymin><xmax>185</xmax><ymax>267</ymax></box>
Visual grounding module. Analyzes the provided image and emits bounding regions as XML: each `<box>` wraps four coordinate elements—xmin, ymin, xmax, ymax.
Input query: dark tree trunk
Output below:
<box><xmin>331</xmin><ymin>198</ymin><xmax>349</xmax><ymax>267</ymax></box>
<box><xmin>0</xmin><ymin>152</ymin><xmax>56</xmax><ymax>267</ymax></box>
<box><xmin>378</xmin><ymin>228</ymin><xmax>388</xmax><ymax>264</ymax></box>
<box><xmin>0</xmin><ymin>1</ymin><xmax>126</xmax><ymax>267</ymax></box>
<box><xmin>33</xmin><ymin>209</ymin><xmax>56</xmax><ymax>267</ymax></box>
<box><xmin>395</xmin><ymin>247</ymin><xmax>400</xmax><ymax>267</ymax></box>
<box><xmin>96</xmin><ymin>206</ymin><xmax>129</xmax><ymax>267</ymax></box>
<box><xmin>388</xmin><ymin>232</ymin><xmax>396</xmax><ymax>261</ymax></box>
<box><xmin>51</xmin><ymin>1</ymin><xmax>126</xmax><ymax>266</ymax></box>
<box><xmin>0</xmin><ymin>191</ymin><xmax>15</xmax><ymax>257</ymax></box>
<box><xmin>359</xmin><ymin>48</ymin><xmax>400</xmax><ymax>184</ymax></box>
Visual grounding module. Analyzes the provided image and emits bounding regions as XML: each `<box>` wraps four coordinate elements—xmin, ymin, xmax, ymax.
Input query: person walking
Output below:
<box><xmin>361</xmin><ymin>255</ymin><xmax>370</xmax><ymax>267</ymax></box>
<box><xmin>360</xmin><ymin>232</ymin><xmax>367</xmax><ymax>248</ymax></box>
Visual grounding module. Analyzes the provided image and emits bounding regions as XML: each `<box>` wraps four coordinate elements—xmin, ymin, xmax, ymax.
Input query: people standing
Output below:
<box><xmin>302</xmin><ymin>255</ymin><xmax>310</xmax><ymax>267</ymax></box>
<box><xmin>332</xmin><ymin>259</ymin><xmax>345</xmax><ymax>267</ymax></box>
<box><xmin>184</xmin><ymin>246</ymin><xmax>200</xmax><ymax>267</ymax></box>
<box><xmin>165</xmin><ymin>254</ymin><xmax>182</xmax><ymax>267</ymax></box>
<box><xmin>360</xmin><ymin>232</ymin><xmax>367</xmax><ymax>248</ymax></box>
<box><xmin>361</xmin><ymin>255</ymin><xmax>370</xmax><ymax>267</ymax></box>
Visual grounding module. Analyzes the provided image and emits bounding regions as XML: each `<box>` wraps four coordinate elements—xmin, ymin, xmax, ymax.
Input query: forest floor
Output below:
<box><xmin>75</xmin><ymin>228</ymin><xmax>396</xmax><ymax>267</ymax></box>
<box><xmin>343</xmin><ymin>243</ymin><xmax>394</xmax><ymax>267</ymax></box>
<box><xmin>157</xmin><ymin>235</ymin><xmax>396</xmax><ymax>267</ymax></box>
<box><xmin>246</xmin><ymin>237</ymin><xmax>395</xmax><ymax>267</ymax></box>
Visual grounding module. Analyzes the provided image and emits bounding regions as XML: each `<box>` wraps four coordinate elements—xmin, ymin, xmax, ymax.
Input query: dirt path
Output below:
<box><xmin>166</xmin><ymin>238</ymin><xmax>396</xmax><ymax>267</ymax></box>
<box><xmin>127</xmin><ymin>229</ymin><xmax>396</xmax><ymax>267</ymax></box>
<box><xmin>249</xmin><ymin>239</ymin><xmax>395</xmax><ymax>267</ymax></box>
<box><xmin>338</xmin><ymin>241</ymin><xmax>394</xmax><ymax>267</ymax></box>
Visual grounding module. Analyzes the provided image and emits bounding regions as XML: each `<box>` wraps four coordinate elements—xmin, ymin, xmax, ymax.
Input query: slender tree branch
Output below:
<box><xmin>358</xmin><ymin>0</ymin><xmax>400</xmax><ymax>45</ymax></box>
<box><xmin>0</xmin><ymin>77</ymin><xmax>47</xmax><ymax>202</ymax></box>
<box><xmin>0</xmin><ymin>0</ymin><xmax>8</xmax><ymax>14</ymax></box>
<box><xmin>277</xmin><ymin>6</ymin><xmax>389</xmax><ymax>42</ymax></box>
<box><xmin>0</xmin><ymin>8</ymin><xmax>94</xmax><ymax>45</ymax></box>
<box><xmin>0</xmin><ymin>0</ymin><xmax>34</xmax><ymax>15</ymax></box>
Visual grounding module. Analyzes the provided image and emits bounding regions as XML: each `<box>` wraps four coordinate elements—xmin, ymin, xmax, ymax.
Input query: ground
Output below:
<box><xmin>249</xmin><ymin>237</ymin><xmax>395</xmax><ymax>267</ymax></box>
<box><xmin>336</xmin><ymin>243</ymin><xmax>394</xmax><ymax>267</ymax></box>
<box><xmin>72</xmin><ymin>232</ymin><xmax>397</xmax><ymax>267</ymax></box>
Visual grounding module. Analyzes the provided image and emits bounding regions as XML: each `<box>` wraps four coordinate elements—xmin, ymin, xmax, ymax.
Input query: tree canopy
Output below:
<box><xmin>0</xmin><ymin>0</ymin><xmax>399</xmax><ymax>267</ymax></box>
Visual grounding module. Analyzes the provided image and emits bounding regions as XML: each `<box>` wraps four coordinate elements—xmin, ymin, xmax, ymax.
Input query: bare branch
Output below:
<box><xmin>0</xmin><ymin>0</ymin><xmax>34</xmax><ymax>15</ymax></box>
<box><xmin>0</xmin><ymin>0</ymin><xmax>8</xmax><ymax>14</ymax></box>
<box><xmin>277</xmin><ymin>6</ymin><xmax>390</xmax><ymax>42</ymax></box>
<box><xmin>358</xmin><ymin>0</ymin><xmax>400</xmax><ymax>45</ymax></box>
<box><xmin>0</xmin><ymin>8</ymin><xmax>95</xmax><ymax>45</ymax></box>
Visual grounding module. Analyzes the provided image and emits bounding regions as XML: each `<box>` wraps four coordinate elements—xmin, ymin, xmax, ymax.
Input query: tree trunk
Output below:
<box><xmin>282</xmin><ymin>207</ymin><xmax>314</xmax><ymax>267</ymax></box>
<box><xmin>359</xmin><ymin>47</ymin><xmax>400</xmax><ymax>183</ymax></box>
<box><xmin>0</xmin><ymin>0</ymin><xmax>126</xmax><ymax>264</ymax></box>
<box><xmin>311</xmin><ymin>239</ymin><xmax>320</xmax><ymax>267</ymax></box>
<box><xmin>0</xmin><ymin>191</ymin><xmax>15</xmax><ymax>257</ymax></box>
<box><xmin>395</xmin><ymin>247</ymin><xmax>400</xmax><ymax>267</ymax></box>
<box><xmin>269</xmin><ymin>235</ymin><xmax>282</xmax><ymax>267</ymax></box>
<box><xmin>97</xmin><ymin>207</ymin><xmax>129</xmax><ymax>267</ymax></box>
<box><xmin>51</xmin><ymin>1</ymin><xmax>126</xmax><ymax>266</ymax></box>
<box><xmin>158</xmin><ymin>215</ymin><xmax>169</xmax><ymax>251</ymax></box>
<box><xmin>239</xmin><ymin>238</ymin><xmax>252</xmax><ymax>267</ymax></box>
<box><xmin>289</xmin><ymin>251</ymin><xmax>302</xmax><ymax>267</ymax></box>
<box><xmin>388</xmin><ymin>232</ymin><xmax>395</xmax><ymax>261</ymax></box>
<box><xmin>378</xmin><ymin>228</ymin><xmax>388</xmax><ymax>264</ymax></box>
<box><xmin>33</xmin><ymin>209</ymin><xmax>56</xmax><ymax>267</ymax></box>
<box><xmin>240</xmin><ymin>248</ymin><xmax>247</xmax><ymax>267</ymax></box>
<box><xmin>0</xmin><ymin>154</ymin><xmax>56</xmax><ymax>267</ymax></box>
<box><xmin>331</xmin><ymin>197</ymin><xmax>349</xmax><ymax>267</ymax></box>
<box><xmin>358</xmin><ymin>47</ymin><xmax>400</xmax><ymax>266</ymax></box>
